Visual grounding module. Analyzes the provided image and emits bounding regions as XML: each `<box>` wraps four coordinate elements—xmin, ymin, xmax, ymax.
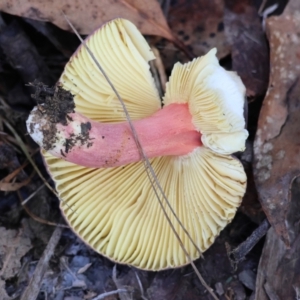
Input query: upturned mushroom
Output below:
<box><xmin>27</xmin><ymin>18</ymin><xmax>248</xmax><ymax>271</ymax></box>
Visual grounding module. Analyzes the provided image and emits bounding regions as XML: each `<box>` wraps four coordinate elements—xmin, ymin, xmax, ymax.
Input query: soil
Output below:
<box><xmin>30</xmin><ymin>81</ymin><xmax>75</xmax><ymax>126</ymax></box>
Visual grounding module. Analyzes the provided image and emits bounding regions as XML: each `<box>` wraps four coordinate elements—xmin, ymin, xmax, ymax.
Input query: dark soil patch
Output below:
<box><xmin>29</xmin><ymin>81</ymin><xmax>75</xmax><ymax>126</ymax></box>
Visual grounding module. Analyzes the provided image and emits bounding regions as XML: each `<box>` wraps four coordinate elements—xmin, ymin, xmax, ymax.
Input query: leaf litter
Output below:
<box><xmin>0</xmin><ymin>224</ymin><xmax>32</xmax><ymax>300</ymax></box>
<box><xmin>253</xmin><ymin>0</ymin><xmax>300</xmax><ymax>298</ymax></box>
<box><xmin>0</xmin><ymin>0</ymin><xmax>297</xmax><ymax>299</ymax></box>
<box><xmin>148</xmin><ymin>0</ymin><xmax>231</xmax><ymax>73</ymax></box>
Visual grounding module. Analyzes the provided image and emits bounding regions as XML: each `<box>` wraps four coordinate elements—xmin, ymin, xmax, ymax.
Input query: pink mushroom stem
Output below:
<box><xmin>27</xmin><ymin>103</ymin><xmax>202</xmax><ymax>168</ymax></box>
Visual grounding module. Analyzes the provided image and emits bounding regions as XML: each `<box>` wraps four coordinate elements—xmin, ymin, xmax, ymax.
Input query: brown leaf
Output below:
<box><xmin>255</xmin><ymin>226</ymin><xmax>300</xmax><ymax>300</ymax></box>
<box><xmin>169</xmin><ymin>0</ymin><xmax>229</xmax><ymax>57</ymax></box>
<box><xmin>0</xmin><ymin>171</ymin><xmax>33</xmax><ymax>191</ymax></box>
<box><xmin>0</xmin><ymin>178</ymin><xmax>31</xmax><ymax>191</ymax></box>
<box><xmin>149</xmin><ymin>0</ymin><xmax>230</xmax><ymax>71</ymax></box>
<box><xmin>0</xmin><ymin>0</ymin><xmax>174</xmax><ymax>40</ymax></box>
<box><xmin>224</xmin><ymin>0</ymin><xmax>269</xmax><ymax>97</ymax></box>
<box><xmin>0</xmin><ymin>227</ymin><xmax>32</xmax><ymax>279</ymax></box>
<box><xmin>253</xmin><ymin>0</ymin><xmax>300</xmax><ymax>246</ymax></box>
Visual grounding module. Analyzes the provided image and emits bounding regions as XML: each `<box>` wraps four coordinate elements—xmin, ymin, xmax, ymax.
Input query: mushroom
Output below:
<box><xmin>27</xmin><ymin>18</ymin><xmax>248</xmax><ymax>271</ymax></box>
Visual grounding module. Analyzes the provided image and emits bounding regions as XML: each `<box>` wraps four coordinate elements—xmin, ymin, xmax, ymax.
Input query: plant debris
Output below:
<box><xmin>149</xmin><ymin>0</ymin><xmax>230</xmax><ymax>72</ymax></box>
<box><xmin>29</xmin><ymin>81</ymin><xmax>75</xmax><ymax>126</ymax></box>
<box><xmin>0</xmin><ymin>0</ymin><xmax>175</xmax><ymax>40</ymax></box>
<box><xmin>253</xmin><ymin>0</ymin><xmax>300</xmax><ymax>246</ymax></box>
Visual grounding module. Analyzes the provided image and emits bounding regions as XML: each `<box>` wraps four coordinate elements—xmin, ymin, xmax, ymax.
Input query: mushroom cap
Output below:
<box><xmin>42</xmin><ymin>19</ymin><xmax>247</xmax><ymax>270</ymax></box>
<box><xmin>59</xmin><ymin>18</ymin><xmax>161</xmax><ymax>122</ymax></box>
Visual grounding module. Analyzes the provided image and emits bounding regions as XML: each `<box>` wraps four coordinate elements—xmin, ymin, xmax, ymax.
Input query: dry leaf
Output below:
<box><xmin>255</xmin><ymin>229</ymin><xmax>300</xmax><ymax>300</ymax></box>
<box><xmin>0</xmin><ymin>170</ymin><xmax>33</xmax><ymax>192</ymax></box>
<box><xmin>0</xmin><ymin>178</ymin><xmax>31</xmax><ymax>191</ymax></box>
<box><xmin>149</xmin><ymin>0</ymin><xmax>230</xmax><ymax>71</ymax></box>
<box><xmin>0</xmin><ymin>227</ymin><xmax>32</xmax><ymax>279</ymax></box>
<box><xmin>253</xmin><ymin>0</ymin><xmax>300</xmax><ymax>246</ymax></box>
<box><xmin>0</xmin><ymin>164</ymin><xmax>32</xmax><ymax>192</ymax></box>
<box><xmin>168</xmin><ymin>0</ymin><xmax>229</xmax><ymax>57</ymax></box>
<box><xmin>224</xmin><ymin>0</ymin><xmax>269</xmax><ymax>97</ymax></box>
<box><xmin>255</xmin><ymin>178</ymin><xmax>300</xmax><ymax>300</ymax></box>
<box><xmin>0</xmin><ymin>0</ymin><xmax>174</xmax><ymax>40</ymax></box>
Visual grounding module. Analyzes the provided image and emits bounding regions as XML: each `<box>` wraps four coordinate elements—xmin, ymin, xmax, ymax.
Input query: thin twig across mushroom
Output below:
<box><xmin>27</xmin><ymin>19</ymin><xmax>248</xmax><ymax>271</ymax></box>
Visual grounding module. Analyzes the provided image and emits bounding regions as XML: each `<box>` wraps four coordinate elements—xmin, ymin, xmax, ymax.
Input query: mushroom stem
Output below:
<box><xmin>27</xmin><ymin>103</ymin><xmax>202</xmax><ymax>168</ymax></box>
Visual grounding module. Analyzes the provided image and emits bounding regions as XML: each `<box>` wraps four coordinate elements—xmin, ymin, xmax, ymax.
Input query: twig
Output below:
<box><xmin>135</xmin><ymin>272</ymin><xmax>148</xmax><ymax>300</ymax></box>
<box><xmin>227</xmin><ymin>219</ymin><xmax>270</xmax><ymax>269</ymax></box>
<box><xmin>20</xmin><ymin>226</ymin><xmax>62</xmax><ymax>300</ymax></box>
<box><xmin>260</xmin><ymin>4</ymin><xmax>279</xmax><ymax>31</ymax></box>
<box><xmin>92</xmin><ymin>289</ymin><xmax>128</xmax><ymax>300</ymax></box>
<box><xmin>112</xmin><ymin>265</ymin><xmax>132</xmax><ymax>300</ymax></box>
<box><xmin>21</xmin><ymin>182</ymin><xmax>46</xmax><ymax>205</ymax></box>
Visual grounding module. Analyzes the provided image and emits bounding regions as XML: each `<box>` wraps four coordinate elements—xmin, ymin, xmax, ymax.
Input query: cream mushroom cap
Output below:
<box><xmin>40</xmin><ymin>18</ymin><xmax>247</xmax><ymax>270</ymax></box>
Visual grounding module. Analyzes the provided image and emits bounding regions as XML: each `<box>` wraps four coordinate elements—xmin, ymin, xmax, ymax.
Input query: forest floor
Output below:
<box><xmin>0</xmin><ymin>0</ymin><xmax>299</xmax><ymax>299</ymax></box>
